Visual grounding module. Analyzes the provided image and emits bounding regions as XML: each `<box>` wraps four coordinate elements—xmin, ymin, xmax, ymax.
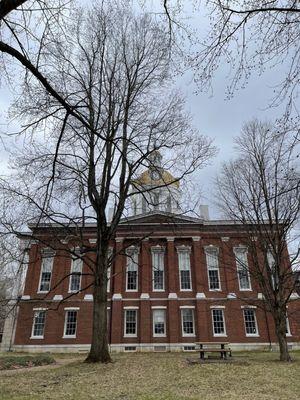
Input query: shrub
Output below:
<box><xmin>0</xmin><ymin>354</ymin><xmax>55</xmax><ymax>370</ymax></box>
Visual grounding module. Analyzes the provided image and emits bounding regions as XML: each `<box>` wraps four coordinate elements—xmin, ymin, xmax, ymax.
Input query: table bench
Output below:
<box><xmin>195</xmin><ymin>342</ymin><xmax>232</xmax><ymax>360</ymax></box>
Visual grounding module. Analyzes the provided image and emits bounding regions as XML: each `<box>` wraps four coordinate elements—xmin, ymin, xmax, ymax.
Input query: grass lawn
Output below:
<box><xmin>0</xmin><ymin>351</ymin><xmax>300</xmax><ymax>400</ymax></box>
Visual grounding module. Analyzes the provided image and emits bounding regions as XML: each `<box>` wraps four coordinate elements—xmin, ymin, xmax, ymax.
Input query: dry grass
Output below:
<box><xmin>0</xmin><ymin>351</ymin><xmax>300</xmax><ymax>400</ymax></box>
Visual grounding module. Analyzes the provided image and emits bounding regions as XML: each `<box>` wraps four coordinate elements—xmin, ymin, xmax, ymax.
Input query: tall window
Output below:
<box><xmin>211</xmin><ymin>308</ymin><xmax>226</xmax><ymax>336</ymax></box>
<box><xmin>178</xmin><ymin>248</ymin><xmax>192</xmax><ymax>290</ymax></box>
<box><xmin>234</xmin><ymin>247</ymin><xmax>251</xmax><ymax>290</ymax></box>
<box><xmin>181</xmin><ymin>308</ymin><xmax>195</xmax><ymax>336</ymax></box>
<box><xmin>267</xmin><ymin>249</ymin><xmax>277</xmax><ymax>289</ymax></box>
<box><xmin>39</xmin><ymin>253</ymin><xmax>54</xmax><ymax>292</ymax></box>
<box><xmin>286</xmin><ymin>313</ymin><xmax>291</xmax><ymax>336</ymax></box>
<box><xmin>124</xmin><ymin>309</ymin><xmax>137</xmax><ymax>337</ymax></box>
<box><xmin>107</xmin><ymin>247</ymin><xmax>113</xmax><ymax>292</ymax></box>
<box><xmin>64</xmin><ymin>310</ymin><xmax>78</xmax><ymax>337</ymax></box>
<box><xmin>153</xmin><ymin>309</ymin><xmax>166</xmax><ymax>337</ymax></box>
<box><xmin>152</xmin><ymin>248</ymin><xmax>165</xmax><ymax>291</ymax></box>
<box><xmin>205</xmin><ymin>247</ymin><xmax>221</xmax><ymax>290</ymax></box>
<box><xmin>126</xmin><ymin>247</ymin><xmax>139</xmax><ymax>291</ymax></box>
<box><xmin>31</xmin><ymin>310</ymin><xmax>46</xmax><ymax>338</ymax></box>
<box><xmin>69</xmin><ymin>257</ymin><xmax>83</xmax><ymax>293</ymax></box>
<box><xmin>243</xmin><ymin>308</ymin><xmax>258</xmax><ymax>336</ymax></box>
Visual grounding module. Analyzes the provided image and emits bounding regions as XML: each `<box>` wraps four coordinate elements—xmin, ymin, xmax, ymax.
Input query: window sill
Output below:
<box><xmin>239</xmin><ymin>289</ymin><xmax>252</xmax><ymax>292</ymax></box>
<box><xmin>62</xmin><ymin>335</ymin><xmax>76</xmax><ymax>339</ymax></box>
<box><xmin>286</xmin><ymin>334</ymin><xmax>292</xmax><ymax>337</ymax></box>
<box><xmin>246</xmin><ymin>334</ymin><xmax>260</xmax><ymax>337</ymax></box>
<box><xmin>125</xmin><ymin>290</ymin><xmax>138</xmax><ymax>293</ymax></box>
<box><xmin>37</xmin><ymin>291</ymin><xmax>49</xmax><ymax>294</ymax></box>
<box><xmin>124</xmin><ymin>335</ymin><xmax>137</xmax><ymax>338</ymax></box>
<box><xmin>152</xmin><ymin>289</ymin><xmax>165</xmax><ymax>292</ymax></box>
<box><xmin>182</xmin><ymin>334</ymin><xmax>196</xmax><ymax>337</ymax></box>
<box><xmin>209</xmin><ymin>289</ymin><xmax>222</xmax><ymax>292</ymax></box>
<box><xmin>213</xmin><ymin>334</ymin><xmax>227</xmax><ymax>337</ymax></box>
<box><xmin>180</xmin><ymin>289</ymin><xmax>193</xmax><ymax>292</ymax></box>
<box><xmin>30</xmin><ymin>336</ymin><xmax>44</xmax><ymax>340</ymax></box>
<box><xmin>153</xmin><ymin>334</ymin><xmax>166</xmax><ymax>338</ymax></box>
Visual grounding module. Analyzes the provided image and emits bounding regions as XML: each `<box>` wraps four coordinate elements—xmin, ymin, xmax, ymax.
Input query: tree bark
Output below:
<box><xmin>85</xmin><ymin>276</ymin><xmax>111</xmax><ymax>363</ymax></box>
<box><xmin>274</xmin><ymin>309</ymin><xmax>292</xmax><ymax>362</ymax></box>
<box><xmin>85</xmin><ymin>239</ymin><xmax>111</xmax><ymax>364</ymax></box>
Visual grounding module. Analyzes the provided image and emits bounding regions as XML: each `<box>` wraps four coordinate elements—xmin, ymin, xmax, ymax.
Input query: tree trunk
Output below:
<box><xmin>85</xmin><ymin>276</ymin><xmax>111</xmax><ymax>363</ymax></box>
<box><xmin>274</xmin><ymin>309</ymin><xmax>291</xmax><ymax>362</ymax></box>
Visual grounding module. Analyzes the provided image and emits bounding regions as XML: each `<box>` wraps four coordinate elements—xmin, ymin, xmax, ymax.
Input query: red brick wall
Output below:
<box><xmin>14</xmin><ymin>223</ymin><xmax>300</xmax><ymax>348</ymax></box>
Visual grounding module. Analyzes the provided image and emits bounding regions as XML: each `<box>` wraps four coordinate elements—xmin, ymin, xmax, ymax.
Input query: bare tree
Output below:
<box><xmin>0</xmin><ymin>2</ymin><xmax>216</xmax><ymax>363</ymax></box>
<box><xmin>216</xmin><ymin>119</ymin><xmax>299</xmax><ymax>361</ymax></box>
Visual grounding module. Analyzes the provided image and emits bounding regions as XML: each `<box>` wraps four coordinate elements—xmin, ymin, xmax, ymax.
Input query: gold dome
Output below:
<box><xmin>132</xmin><ymin>169</ymin><xmax>179</xmax><ymax>188</ymax></box>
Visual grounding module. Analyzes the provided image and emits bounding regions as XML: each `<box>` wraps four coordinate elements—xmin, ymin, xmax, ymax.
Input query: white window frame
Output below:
<box><xmin>242</xmin><ymin>307</ymin><xmax>259</xmax><ymax>337</ymax></box>
<box><xmin>125</xmin><ymin>246</ymin><xmax>139</xmax><ymax>292</ymax></box>
<box><xmin>124</xmin><ymin>307</ymin><xmax>138</xmax><ymax>338</ymax></box>
<box><xmin>63</xmin><ymin>308</ymin><xmax>79</xmax><ymax>338</ymax></box>
<box><xmin>30</xmin><ymin>308</ymin><xmax>47</xmax><ymax>339</ymax></box>
<box><xmin>180</xmin><ymin>306</ymin><xmax>196</xmax><ymax>337</ymax></box>
<box><xmin>38</xmin><ymin>250</ymin><xmax>55</xmax><ymax>293</ymax></box>
<box><xmin>267</xmin><ymin>248</ymin><xmax>277</xmax><ymax>290</ymax></box>
<box><xmin>152</xmin><ymin>309</ymin><xmax>166</xmax><ymax>337</ymax></box>
<box><xmin>204</xmin><ymin>246</ymin><xmax>221</xmax><ymax>291</ymax></box>
<box><xmin>68</xmin><ymin>256</ymin><xmax>83</xmax><ymax>293</ymax></box>
<box><xmin>107</xmin><ymin>247</ymin><xmax>113</xmax><ymax>292</ymax></box>
<box><xmin>234</xmin><ymin>247</ymin><xmax>252</xmax><ymax>291</ymax></box>
<box><xmin>177</xmin><ymin>246</ymin><xmax>192</xmax><ymax>292</ymax></box>
<box><xmin>211</xmin><ymin>307</ymin><xmax>227</xmax><ymax>337</ymax></box>
<box><xmin>151</xmin><ymin>246</ymin><xmax>165</xmax><ymax>292</ymax></box>
<box><xmin>286</xmin><ymin>311</ymin><xmax>292</xmax><ymax>336</ymax></box>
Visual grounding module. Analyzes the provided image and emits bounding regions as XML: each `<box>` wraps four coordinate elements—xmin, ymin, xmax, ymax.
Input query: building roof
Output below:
<box><xmin>131</xmin><ymin>169</ymin><xmax>180</xmax><ymax>189</ymax></box>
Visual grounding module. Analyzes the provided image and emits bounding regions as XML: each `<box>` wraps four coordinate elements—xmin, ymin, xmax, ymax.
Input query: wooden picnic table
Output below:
<box><xmin>194</xmin><ymin>342</ymin><xmax>232</xmax><ymax>360</ymax></box>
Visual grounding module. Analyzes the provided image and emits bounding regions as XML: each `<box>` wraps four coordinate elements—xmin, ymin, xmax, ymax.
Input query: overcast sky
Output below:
<box><xmin>0</xmin><ymin>1</ymin><xmax>290</xmax><ymax>219</ymax></box>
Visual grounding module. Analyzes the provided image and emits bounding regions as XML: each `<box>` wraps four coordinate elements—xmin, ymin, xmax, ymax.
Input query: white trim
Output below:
<box><xmin>152</xmin><ymin>247</ymin><xmax>165</xmax><ymax>291</ymax></box>
<box><xmin>168</xmin><ymin>293</ymin><xmax>178</xmax><ymax>299</ymax></box>
<box><xmin>233</xmin><ymin>247</ymin><xmax>252</xmax><ymax>292</ymax></box>
<box><xmin>38</xmin><ymin>255</ymin><xmax>54</xmax><ymax>293</ymax></box>
<box><xmin>21</xmin><ymin>295</ymin><xmax>30</xmax><ymax>300</ymax></box>
<box><xmin>151</xmin><ymin>306</ymin><xmax>167</xmax><ymax>309</ymax></box>
<box><xmin>123</xmin><ymin>306</ymin><xmax>139</xmax><ymax>310</ymax></box>
<box><xmin>179</xmin><ymin>305</ymin><xmax>195</xmax><ymax>309</ymax></box>
<box><xmin>53</xmin><ymin>295</ymin><xmax>63</xmax><ymax>301</ymax></box>
<box><xmin>32</xmin><ymin>307</ymin><xmax>48</xmax><ymax>311</ymax></box>
<box><xmin>63</xmin><ymin>309</ymin><xmax>78</xmax><ymax>338</ymax></box>
<box><xmin>140</xmin><ymin>293</ymin><xmax>150</xmax><ymax>299</ymax></box>
<box><xmin>31</xmin><ymin>309</ymin><xmax>46</xmax><ymax>340</ymax></box>
<box><xmin>211</xmin><ymin>308</ymin><xmax>227</xmax><ymax>337</ymax></box>
<box><xmin>181</xmin><ymin>308</ymin><xmax>195</xmax><ymax>337</ymax></box>
<box><xmin>152</xmin><ymin>308</ymin><xmax>167</xmax><ymax>338</ymax></box>
<box><xmin>210</xmin><ymin>305</ymin><xmax>225</xmax><ymax>309</ymax></box>
<box><xmin>243</xmin><ymin>308</ymin><xmax>259</xmax><ymax>337</ymax></box>
<box><xmin>124</xmin><ymin>308</ymin><xmax>138</xmax><ymax>338</ymax></box>
<box><xmin>68</xmin><ymin>257</ymin><xmax>83</xmax><ymax>294</ymax></box>
<box><xmin>241</xmin><ymin>305</ymin><xmax>257</xmax><ymax>309</ymax></box>
<box><xmin>84</xmin><ymin>294</ymin><xmax>93</xmax><ymax>301</ymax></box>
<box><xmin>112</xmin><ymin>293</ymin><xmax>122</xmax><ymax>300</ymax></box>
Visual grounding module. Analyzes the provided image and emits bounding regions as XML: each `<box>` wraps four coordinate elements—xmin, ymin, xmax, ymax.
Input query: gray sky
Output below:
<box><xmin>0</xmin><ymin>1</ymin><xmax>290</xmax><ymax>219</ymax></box>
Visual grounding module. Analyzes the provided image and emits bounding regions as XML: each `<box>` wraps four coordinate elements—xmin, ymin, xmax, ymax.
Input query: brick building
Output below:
<box><xmin>3</xmin><ymin>155</ymin><xmax>300</xmax><ymax>352</ymax></box>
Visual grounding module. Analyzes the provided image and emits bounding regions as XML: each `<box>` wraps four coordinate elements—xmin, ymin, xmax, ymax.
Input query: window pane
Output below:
<box><xmin>178</xmin><ymin>250</ymin><xmax>191</xmax><ymax>290</ymax></box>
<box><xmin>70</xmin><ymin>258</ymin><xmax>82</xmax><ymax>292</ymax></box>
<box><xmin>235</xmin><ymin>249</ymin><xmax>251</xmax><ymax>290</ymax></box>
<box><xmin>182</xmin><ymin>309</ymin><xmax>194</xmax><ymax>335</ymax></box>
<box><xmin>208</xmin><ymin>270</ymin><xmax>220</xmax><ymax>290</ymax></box>
<box><xmin>243</xmin><ymin>309</ymin><xmax>257</xmax><ymax>334</ymax></box>
<box><xmin>153</xmin><ymin>309</ymin><xmax>166</xmax><ymax>335</ymax></box>
<box><xmin>206</xmin><ymin>249</ymin><xmax>220</xmax><ymax>290</ymax></box>
<box><xmin>39</xmin><ymin>257</ymin><xmax>53</xmax><ymax>292</ymax></box>
<box><xmin>180</xmin><ymin>270</ymin><xmax>191</xmax><ymax>290</ymax></box>
<box><xmin>125</xmin><ymin>310</ymin><xmax>137</xmax><ymax>335</ymax></box>
<box><xmin>212</xmin><ymin>309</ymin><xmax>225</xmax><ymax>335</ymax></box>
<box><xmin>126</xmin><ymin>249</ymin><xmax>138</xmax><ymax>291</ymax></box>
<box><xmin>65</xmin><ymin>311</ymin><xmax>77</xmax><ymax>336</ymax></box>
<box><xmin>33</xmin><ymin>311</ymin><xmax>46</xmax><ymax>337</ymax></box>
<box><xmin>152</xmin><ymin>250</ymin><xmax>164</xmax><ymax>290</ymax></box>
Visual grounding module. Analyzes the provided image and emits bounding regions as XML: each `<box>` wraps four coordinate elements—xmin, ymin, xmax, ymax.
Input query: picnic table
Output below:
<box><xmin>194</xmin><ymin>342</ymin><xmax>232</xmax><ymax>360</ymax></box>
